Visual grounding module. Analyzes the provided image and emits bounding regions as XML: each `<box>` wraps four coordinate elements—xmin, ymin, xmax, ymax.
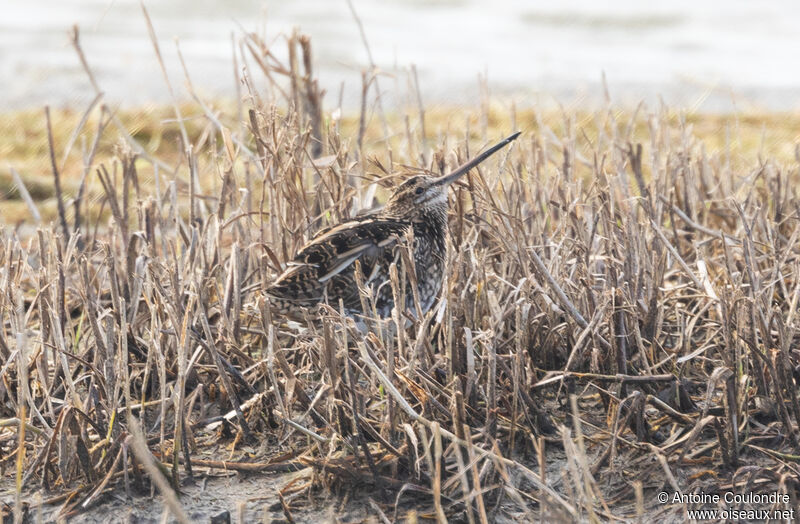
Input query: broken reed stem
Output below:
<box><xmin>10</xmin><ymin>168</ymin><xmax>41</xmax><ymax>224</ymax></box>
<box><xmin>45</xmin><ymin>107</ymin><xmax>71</xmax><ymax>243</ymax></box>
<box><xmin>346</xmin><ymin>0</ymin><xmax>390</xmax><ymax>144</ymax></box>
<box><xmin>129</xmin><ymin>419</ymin><xmax>189</xmax><ymax>524</ymax></box>
<box><xmin>464</xmin><ymin>426</ymin><xmax>489</xmax><ymax>524</ymax></box>
<box><xmin>432</xmin><ymin>422</ymin><xmax>447</xmax><ymax>524</ymax></box>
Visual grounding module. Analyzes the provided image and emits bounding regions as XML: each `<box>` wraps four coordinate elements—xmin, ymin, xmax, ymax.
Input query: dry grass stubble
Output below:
<box><xmin>2</xmin><ymin>25</ymin><xmax>800</xmax><ymax>523</ymax></box>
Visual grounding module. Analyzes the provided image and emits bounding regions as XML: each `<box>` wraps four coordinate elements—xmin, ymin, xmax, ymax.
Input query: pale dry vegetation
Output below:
<box><xmin>2</xmin><ymin>17</ymin><xmax>800</xmax><ymax>524</ymax></box>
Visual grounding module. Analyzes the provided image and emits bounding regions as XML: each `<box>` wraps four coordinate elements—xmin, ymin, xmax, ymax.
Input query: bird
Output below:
<box><xmin>265</xmin><ymin>132</ymin><xmax>521</xmax><ymax>325</ymax></box>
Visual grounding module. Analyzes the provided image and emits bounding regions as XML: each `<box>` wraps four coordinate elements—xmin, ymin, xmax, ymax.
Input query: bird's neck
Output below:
<box><xmin>420</xmin><ymin>205</ymin><xmax>448</xmax><ymax>230</ymax></box>
<box><xmin>413</xmin><ymin>206</ymin><xmax>448</xmax><ymax>251</ymax></box>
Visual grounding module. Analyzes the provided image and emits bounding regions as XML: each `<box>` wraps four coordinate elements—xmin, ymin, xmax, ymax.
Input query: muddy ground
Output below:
<box><xmin>5</xmin><ymin>471</ymin><xmax>380</xmax><ymax>523</ymax></box>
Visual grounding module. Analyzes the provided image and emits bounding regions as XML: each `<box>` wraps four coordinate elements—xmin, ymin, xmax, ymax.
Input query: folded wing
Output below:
<box><xmin>266</xmin><ymin>218</ymin><xmax>411</xmax><ymax>311</ymax></box>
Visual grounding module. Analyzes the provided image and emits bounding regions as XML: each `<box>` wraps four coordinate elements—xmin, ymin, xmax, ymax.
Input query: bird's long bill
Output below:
<box><xmin>432</xmin><ymin>131</ymin><xmax>521</xmax><ymax>187</ymax></box>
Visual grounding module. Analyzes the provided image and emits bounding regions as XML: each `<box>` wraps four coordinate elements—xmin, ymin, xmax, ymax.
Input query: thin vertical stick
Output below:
<box><xmin>432</xmin><ymin>423</ymin><xmax>447</xmax><ymax>524</ymax></box>
<box><xmin>129</xmin><ymin>419</ymin><xmax>190</xmax><ymax>524</ymax></box>
<box><xmin>45</xmin><ymin>107</ymin><xmax>71</xmax><ymax>242</ymax></box>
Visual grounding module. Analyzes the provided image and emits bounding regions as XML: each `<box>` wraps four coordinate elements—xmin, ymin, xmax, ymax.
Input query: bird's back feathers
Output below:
<box><xmin>266</xmin><ymin>217</ymin><xmax>412</xmax><ymax>314</ymax></box>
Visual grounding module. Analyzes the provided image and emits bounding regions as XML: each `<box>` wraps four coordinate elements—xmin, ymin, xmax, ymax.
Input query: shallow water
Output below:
<box><xmin>2</xmin><ymin>0</ymin><xmax>800</xmax><ymax>112</ymax></box>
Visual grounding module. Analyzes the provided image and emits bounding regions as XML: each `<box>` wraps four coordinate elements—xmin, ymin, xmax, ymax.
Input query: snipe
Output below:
<box><xmin>266</xmin><ymin>132</ymin><xmax>520</xmax><ymax>324</ymax></box>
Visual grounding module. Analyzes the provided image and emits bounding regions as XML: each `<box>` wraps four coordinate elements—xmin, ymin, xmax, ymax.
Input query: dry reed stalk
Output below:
<box><xmin>44</xmin><ymin>107</ymin><xmax>70</xmax><ymax>243</ymax></box>
<box><xmin>128</xmin><ymin>419</ymin><xmax>189</xmax><ymax>524</ymax></box>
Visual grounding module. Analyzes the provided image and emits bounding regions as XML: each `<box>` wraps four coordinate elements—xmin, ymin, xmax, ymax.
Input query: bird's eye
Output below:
<box><xmin>415</xmin><ymin>186</ymin><xmax>424</xmax><ymax>195</ymax></box>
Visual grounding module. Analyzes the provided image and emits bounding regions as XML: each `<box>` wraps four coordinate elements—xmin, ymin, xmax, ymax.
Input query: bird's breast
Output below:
<box><xmin>410</xmin><ymin>218</ymin><xmax>447</xmax><ymax>314</ymax></box>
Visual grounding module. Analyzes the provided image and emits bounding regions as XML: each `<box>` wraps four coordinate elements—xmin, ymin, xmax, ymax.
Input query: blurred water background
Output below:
<box><xmin>2</xmin><ymin>0</ymin><xmax>800</xmax><ymax>113</ymax></box>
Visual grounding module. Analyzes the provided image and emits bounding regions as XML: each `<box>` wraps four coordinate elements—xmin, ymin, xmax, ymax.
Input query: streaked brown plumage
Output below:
<box><xmin>266</xmin><ymin>132</ymin><xmax>520</xmax><ymax>324</ymax></box>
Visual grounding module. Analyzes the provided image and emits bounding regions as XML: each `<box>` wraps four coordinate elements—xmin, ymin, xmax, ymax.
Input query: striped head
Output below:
<box><xmin>383</xmin><ymin>174</ymin><xmax>450</xmax><ymax>221</ymax></box>
<box><xmin>381</xmin><ymin>132</ymin><xmax>521</xmax><ymax>221</ymax></box>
